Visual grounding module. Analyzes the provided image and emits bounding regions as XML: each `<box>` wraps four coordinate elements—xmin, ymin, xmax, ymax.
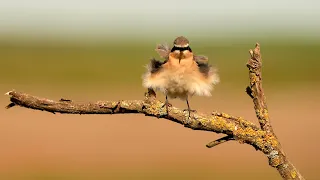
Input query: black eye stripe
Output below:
<box><xmin>171</xmin><ymin>46</ymin><xmax>192</xmax><ymax>52</ymax></box>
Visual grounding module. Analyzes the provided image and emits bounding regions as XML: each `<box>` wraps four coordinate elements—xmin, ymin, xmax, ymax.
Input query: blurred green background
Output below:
<box><xmin>1</xmin><ymin>0</ymin><xmax>320</xmax><ymax>180</ymax></box>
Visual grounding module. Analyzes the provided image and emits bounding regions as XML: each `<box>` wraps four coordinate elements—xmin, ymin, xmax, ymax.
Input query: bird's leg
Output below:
<box><xmin>162</xmin><ymin>95</ymin><xmax>172</xmax><ymax>114</ymax></box>
<box><xmin>184</xmin><ymin>97</ymin><xmax>197</xmax><ymax>118</ymax></box>
<box><xmin>165</xmin><ymin>95</ymin><xmax>169</xmax><ymax>114</ymax></box>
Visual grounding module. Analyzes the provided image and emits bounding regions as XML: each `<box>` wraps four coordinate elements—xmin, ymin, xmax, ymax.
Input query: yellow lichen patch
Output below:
<box><xmin>243</xmin><ymin>127</ymin><xmax>257</xmax><ymax>137</ymax></box>
<box><xmin>256</xmin><ymin>130</ymin><xmax>266</xmax><ymax>137</ymax></box>
<box><xmin>154</xmin><ymin>101</ymin><xmax>165</xmax><ymax>110</ymax></box>
<box><xmin>157</xmin><ymin>107</ymin><xmax>167</xmax><ymax>115</ymax></box>
<box><xmin>225</xmin><ymin>122</ymin><xmax>235</xmax><ymax>131</ymax></box>
<box><xmin>237</xmin><ymin>117</ymin><xmax>244</xmax><ymax>122</ymax></box>
<box><xmin>171</xmin><ymin>108</ymin><xmax>181</xmax><ymax>115</ymax></box>
<box><xmin>234</xmin><ymin>127</ymin><xmax>262</xmax><ymax>144</ymax></box>
<box><xmin>221</xmin><ymin>112</ymin><xmax>230</xmax><ymax>119</ymax></box>
<box><xmin>120</xmin><ymin>101</ymin><xmax>130</xmax><ymax>108</ymax></box>
<box><xmin>250</xmin><ymin>74</ymin><xmax>258</xmax><ymax>83</ymax></box>
<box><xmin>233</xmin><ymin>127</ymin><xmax>274</xmax><ymax>152</ymax></box>
<box><xmin>143</xmin><ymin>101</ymin><xmax>166</xmax><ymax>115</ymax></box>
<box><xmin>262</xmin><ymin>109</ymin><xmax>269</xmax><ymax>120</ymax></box>
<box><xmin>254</xmin><ymin>137</ymin><xmax>263</xmax><ymax>145</ymax></box>
<box><xmin>265</xmin><ymin>134</ymin><xmax>278</xmax><ymax>147</ymax></box>
<box><xmin>255</xmin><ymin>109</ymin><xmax>261</xmax><ymax>117</ymax></box>
<box><xmin>237</xmin><ymin>127</ymin><xmax>263</xmax><ymax>139</ymax></box>
<box><xmin>237</xmin><ymin>117</ymin><xmax>248</xmax><ymax>124</ymax></box>
<box><xmin>198</xmin><ymin>117</ymin><xmax>208</xmax><ymax>125</ymax></box>
<box><xmin>269</xmin><ymin>156</ymin><xmax>281</xmax><ymax>167</ymax></box>
<box><xmin>96</xmin><ymin>101</ymin><xmax>118</xmax><ymax>108</ymax></box>
<box><xmin>291</xmin><ymin>170</ymin><xmax>297</xmax><ymax>178</ymax></box>
<box><xmin>209</xmin><ymin>116</ymin><xmax>231</xmax><ymax>131</ymax></box>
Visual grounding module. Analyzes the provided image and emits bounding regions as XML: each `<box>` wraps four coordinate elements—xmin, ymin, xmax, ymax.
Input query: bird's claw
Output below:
<box><xmin>161</xmin><ymin>101</ymin><xmax>172</xmax><ymax>117</ymax></box>
<box><xmin>183</xmin><ymin>109</ymin><xmax>196</xmax><ymax>123</ymax></box>
<box><xmin>184</xmin><ymin>115</ymin><xmax>193</xmax><ymax>124</ymax></box>
<box><xmin>162</xmin><ymin>102</ymin><xmax>172</xmax><ymax>108</ymax></box>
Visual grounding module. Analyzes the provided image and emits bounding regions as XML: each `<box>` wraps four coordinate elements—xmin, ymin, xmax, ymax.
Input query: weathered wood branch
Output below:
<box><xmin>246</xmin><ymin>43</ymin><xmax>304</xmax><ymax>180</ymax></box>
<box><xmin>4</xmin><ymin>43</ymin><xmax>304</xmax><ymax>180</ymax></box>
<box><xmin>247</xmin><ymin>43</ymin><xmax>273</xmax><ymax>134</ymax></box>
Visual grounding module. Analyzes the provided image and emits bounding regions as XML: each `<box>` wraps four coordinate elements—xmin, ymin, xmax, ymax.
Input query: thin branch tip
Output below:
<box><xmin>59</xmin><ymin>98</ymin><xmax>72</xmax><ymax>102</ymax></box>
<box><xmin>206</xmin><ymin>135</ymin><xmax>235</xmax><ymax>148</ymax></box>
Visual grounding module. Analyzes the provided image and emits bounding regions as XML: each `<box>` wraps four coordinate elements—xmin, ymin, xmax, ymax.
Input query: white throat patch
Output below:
<box><xmin>173</xmin><ymin>44</ymin><xmax>189</xmax><ymax>48</ymax></box>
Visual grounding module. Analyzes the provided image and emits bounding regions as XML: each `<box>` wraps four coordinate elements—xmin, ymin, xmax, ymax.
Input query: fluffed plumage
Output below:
<box><xmin>142</xmin><ymin>36</ymin><xmax>219</xmax><ymax>116</ymax></box>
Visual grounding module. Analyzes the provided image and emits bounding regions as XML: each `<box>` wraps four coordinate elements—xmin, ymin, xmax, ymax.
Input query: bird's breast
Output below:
<box><xmin>167</xmin><ymin>53</ymin><xmax>194</xmax><ymax>68</ymax></box>
<box><xmin>162</xmin><ymin>59</ymin><xmax>208</xmax><ymax>99</ymax></box>
<box><xmin>143</xmin><ymin>53</ymin><xmax>216</xmax><ymax>99</ymax></box>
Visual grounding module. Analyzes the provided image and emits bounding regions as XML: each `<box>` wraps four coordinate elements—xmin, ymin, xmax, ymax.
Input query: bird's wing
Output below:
<box><xmin>196</xmin><ymin>60</ymin><xmax>211</xmax><ymax>77</ymax></box>
<box><xmin>155</xmin><ymin>43</ymin><xmax>170</xmax><ymax>60</ymax></box>
<box><xmin>149</xmin><ymin>58</ymin><xmax>167</xmax><ymax>74</ymax></box>
<box><xmin>194</xmin><ymin>55</ymin><xmax>209</xmax><ymax>64</ymax></box>
<box><xmin>194</xmin><ymin>55</ymin><xmax>214</xmax><ymax>78</ymax></box>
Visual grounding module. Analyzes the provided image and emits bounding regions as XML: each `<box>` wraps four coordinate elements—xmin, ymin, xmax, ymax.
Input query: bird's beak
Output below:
<box><xmin>179</xmin><ymin>51</ymin><xmax>183</xmax><ymax>63</ymax></box>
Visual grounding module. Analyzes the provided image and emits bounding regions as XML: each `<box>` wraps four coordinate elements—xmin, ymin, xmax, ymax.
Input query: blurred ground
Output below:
<box><xmin>0</xmin><ymin>38</ymin><xmax>319</xmax><ymax>180</ymax></box>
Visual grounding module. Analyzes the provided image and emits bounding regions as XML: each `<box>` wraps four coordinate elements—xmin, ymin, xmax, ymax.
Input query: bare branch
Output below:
<box><xmin>246</xmin><ymin>43</ymin><xmax>305</xmax><ymax>180</ymax></box>
<box><xmin>4</xmin><ymin>43</ymin><xmax>305</xmax><ymax>180</ymax></box>
<box><xmin>246</xmin><ymin>43</ymin><xmax>273</xmax><ymax>133</ymax></box>
<box><xmin>5</xmin><ymin>90</ymin><xmax>260</xmax><ymax>134</ymax></box>
<box><xmin>206</xmin><ymin>135</ymin><xmax>234</xmax><ymax>148</ymax></box>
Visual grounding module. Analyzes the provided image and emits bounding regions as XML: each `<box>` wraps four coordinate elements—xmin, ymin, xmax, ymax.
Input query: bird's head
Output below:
<box><xmin>170</xmin><ymin>36</ymin><xmax>192</xmax><ymax>63</ymax></box>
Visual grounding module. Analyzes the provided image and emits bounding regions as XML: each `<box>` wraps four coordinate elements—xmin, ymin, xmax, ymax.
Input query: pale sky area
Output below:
<box><xmin>0</xmin><ymin>0</ymin><xmax>319</xmax><ymax>39</ymax></box>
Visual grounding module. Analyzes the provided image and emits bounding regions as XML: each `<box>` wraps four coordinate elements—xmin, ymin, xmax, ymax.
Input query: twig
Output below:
<box><xmin>246</xmin><ymin>43</ymin><xmax>304</xmax><ymax>180</ymax></box>
<box><xmin>206</xmin><ymin>135</ymin><xmax>234</xmax><ymax>148</ymax></box>
<box><xmin>4</xmin><ymin>43</ymin><xmax>305</xmax><ymax>180</ymax></box>
<box><xmin>247</xmin><ymin>43</ymin><xmax>273</xmax><ymax>134</ymax></box>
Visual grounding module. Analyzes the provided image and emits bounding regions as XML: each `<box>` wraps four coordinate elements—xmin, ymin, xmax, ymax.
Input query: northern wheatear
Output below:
<box><xmin>142</xmin><ymin>36</ymin><xmax>220</xmax><ymax>117</ymax></box>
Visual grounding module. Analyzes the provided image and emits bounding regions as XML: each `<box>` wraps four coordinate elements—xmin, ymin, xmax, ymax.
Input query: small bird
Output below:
<box><xmin>142</xmin><ymin>36</ymin><xmax>220</xmax><ymax>117</ymax></box>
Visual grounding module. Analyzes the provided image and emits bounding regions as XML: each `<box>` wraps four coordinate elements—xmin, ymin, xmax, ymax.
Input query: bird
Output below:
<box><xmin>142</xmin><ymin>36</ymin><xmax>220</xmax><ymax>118</ymax></box>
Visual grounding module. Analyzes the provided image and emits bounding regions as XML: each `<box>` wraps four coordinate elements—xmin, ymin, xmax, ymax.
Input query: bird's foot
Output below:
<box><xmin>183</xmin><ymin>109</ymin><xmax>197</xmax><ymax>117</ymax></box>
<box><xmin>183</xmin><ymin>109</ymin><xmax>197</xmax><ymax>123</ymax></box>
<box><xmin>162</xmin><ymin>102</ymin><xmax>172</xmax><ymax>108</ymax></box>
<box><xmin>161</xmin><ymin>101</ymin><xmax>172</xmax><ymax>117</ymax></box>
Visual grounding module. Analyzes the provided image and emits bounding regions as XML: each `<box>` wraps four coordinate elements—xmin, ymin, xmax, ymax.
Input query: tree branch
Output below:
<box><xmin>4</xmin><ymin>89</ymin><xmax>260</xmax><ymax>135</ymax></box>
<box><xmin>246</xmin><ymin>43</ymin><xmax>305</xmax><ymax>180</ymax></box>
<box><xmin>4</xmin><ymin>43</ymin><xmax>305</xmax><ymax>180</ymax></box>
<box><xmin>247</xmin><ymin>43</ymin><xmax>273</xmax><ymax>134</ymax></box>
